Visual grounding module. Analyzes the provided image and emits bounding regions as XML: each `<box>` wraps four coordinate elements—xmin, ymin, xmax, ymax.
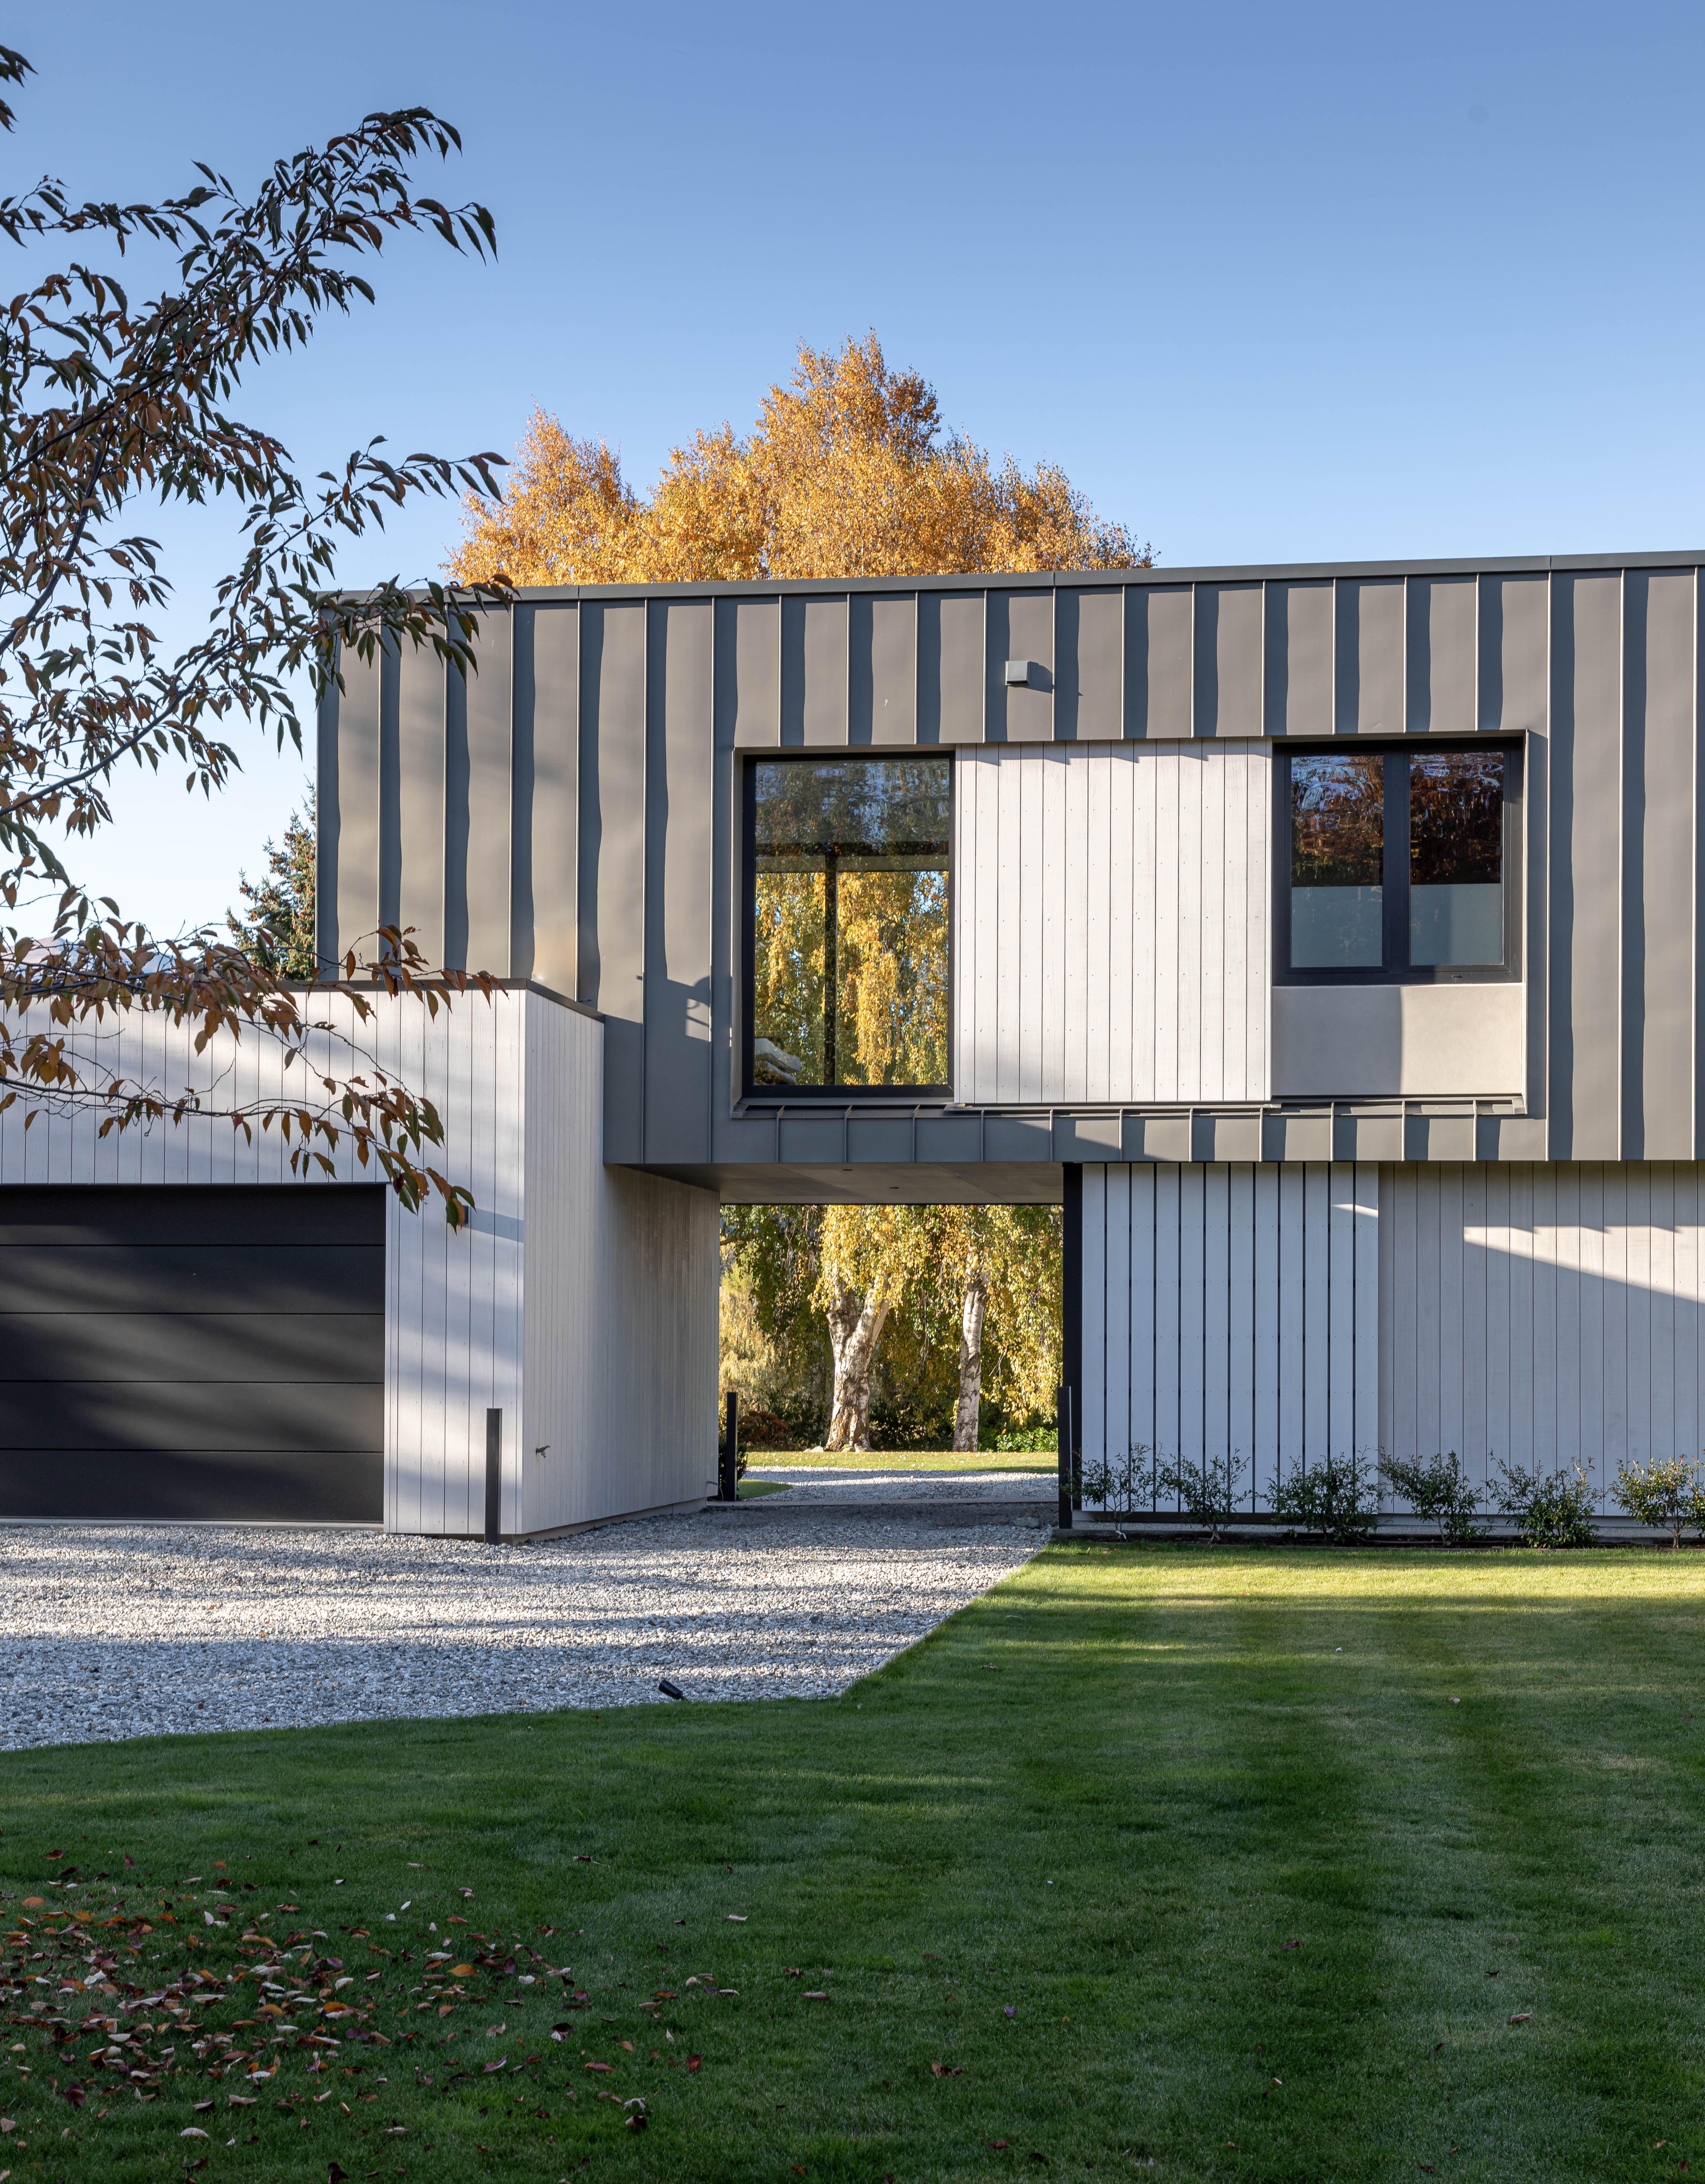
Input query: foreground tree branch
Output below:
<box><xmin>0</xmin><ymin>45</ymin><xmax>510</xmax><ymax>1216</ymax></box>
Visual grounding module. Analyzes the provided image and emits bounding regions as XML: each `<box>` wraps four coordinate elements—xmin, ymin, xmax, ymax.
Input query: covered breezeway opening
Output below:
<box><xmin>707</xmin><ymin>1160</ymin><xmax>1069</xmax><ymax>1475</ymax></box>
<box><xmin>0</xmin><ymin>1184</ymin><xmax>385</xmax><ymax>1524</ymax></box>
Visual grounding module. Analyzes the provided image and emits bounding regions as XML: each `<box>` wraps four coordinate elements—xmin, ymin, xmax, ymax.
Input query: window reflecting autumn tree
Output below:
<box><xmin>751</xmin><ymin>758</ymin><xmax>949</xmax><ymax>1090</ymax></box>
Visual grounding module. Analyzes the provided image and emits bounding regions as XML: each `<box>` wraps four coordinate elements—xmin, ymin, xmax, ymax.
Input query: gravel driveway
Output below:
<box><xmin>746</xmin><ymin>1466</ymin><xmax>1053</xmax><ymax>1502</ymax></box>
<box><xmin>0</xmin><ymin>1505</ymin><xmax>1046</xmax><ymax>1753</ymax></box>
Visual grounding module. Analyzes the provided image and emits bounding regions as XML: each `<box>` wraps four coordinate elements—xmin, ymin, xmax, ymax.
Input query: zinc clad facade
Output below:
<box><xmin>317</xmin><ymin>556</ymin><xmax>1700</xmax><ymax>1188</ymax></box>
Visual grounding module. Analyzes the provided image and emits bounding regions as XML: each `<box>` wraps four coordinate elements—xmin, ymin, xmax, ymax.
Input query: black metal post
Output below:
<box><xmin>484</xmin><ymin>1407</ymin><xmax>502</xmax><ymax>1544</ymax></box>
<box><xmin>720</xmin><ymin>1390</ymin><xmax>740</xmax><ymax>1503</ymax></box>
<box><xmin>1056</xmin><ymin>1382</ymin><xmax>1073</xmax><ymax>1530</ymax></box>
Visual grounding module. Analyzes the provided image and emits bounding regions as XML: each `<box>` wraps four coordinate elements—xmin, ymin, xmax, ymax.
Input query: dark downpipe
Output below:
<box><xmin>720</xmin><ymin>1389</ymin><xmax>741</xmax><ymax>1503</ymax></box>
<box><xmin>483</xmin><ymin>1407</ymin><xmax>503</xmax><ymax>1544</ymax></box>
<box><xmin>1060</xmin><ymin>1163</ymin><xmax>1083</xmax><ymax>1526</ymax></box>
<box><xmin>1056</xmin><ymin>1381</ymin><xmax>1074</xmax><ymax>1530</ymax></box>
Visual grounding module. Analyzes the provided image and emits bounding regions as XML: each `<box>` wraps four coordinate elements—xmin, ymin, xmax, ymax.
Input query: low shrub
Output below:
<box><xmin>1080</xmin><ymin>1444</ymin><xmax>1156</xmax><ymax>1512</ymax></box>
<box><xmin>1494</xmin><ymin>1460</ymin><xmax>1598</xmax><ymax>1548</ymax></box>
<box><xmin>988</xmin><ymin>1421</ymin><xmax>1058</xmax><ymax>1453</ymax></box>
<box><xmin>1380</xmin><ymin>1452</ymin><xmax>1484</xmax><ymax>1545</ymax></box>
<box><xmin>1613</xmin><ymin>1455</ymin><xmax>1705</xmax><ymax>1547</ymax></box>
<box><xmin>1153</xmin><ymin>1453</ymin><xmax>1250</xmax><ymax>1544</ymax></box>
<box><xmin>1267</xmin><ymin>1452</ymin><xmax>1378</xmax><ymax>1544</ymax></box>
<box><xmin>735</xmin><ymin>1405</ymin><xmax>806</xmax><ymax>1452</ymax></box>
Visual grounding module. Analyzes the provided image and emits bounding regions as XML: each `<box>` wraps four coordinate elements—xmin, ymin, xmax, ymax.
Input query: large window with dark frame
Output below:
<box><xmin>1278</xmin><ymin>743</ymin><xmax>1520</xmax><ymax>982</ymax></box>
<box><xmin>743</xmin><ymin>755</ymin><xmax>952</xmax><ymax>1097</ymax></box>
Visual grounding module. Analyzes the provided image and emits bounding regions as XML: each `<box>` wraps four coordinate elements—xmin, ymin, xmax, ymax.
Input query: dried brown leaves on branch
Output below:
<box><xmin>0</xmin><ymin>45</ymin><xmax>511</xmax><ymax>1216</ymax></box>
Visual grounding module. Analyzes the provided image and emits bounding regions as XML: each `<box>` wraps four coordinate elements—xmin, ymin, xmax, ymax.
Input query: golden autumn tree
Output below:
<box><xmin>454</xmin><ymin>333</ymin><xmax>1147</xmax><ymax>1449</ymax></box>
<box><xmin>449</xmin><ymin>332</ymin><xmax>1149</xmax><ymax>586</ymax></box>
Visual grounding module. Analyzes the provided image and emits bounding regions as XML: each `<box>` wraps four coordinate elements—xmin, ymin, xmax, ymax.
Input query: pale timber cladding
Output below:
<box><xmin>1381</xmin><ymin>1161</ymin><xmax>1705</xmax><ymax>1504</ymax></box>
<box><xmin>954</xmin><ymin>745</ymin><xmax>1269</xmax><ymax>1105</ymax></box>
<box><xmin>320</xmin><ymin>557</ymin><xmax>1703</xmax><ymax>1178</ymax></box>
<box><xmin>0</xmin><ymin>991</ymin><xmax>717</xmax><ymax>1533</ymax></box>
<box><xmin>1080</xmin><ymin>1163</ymin><xmax>1379</xmax><ymax>1509</ymax></box>
<box><xmin>1082</xmin><ymin>1157</ymin><xmax>1705</xmax><ymax>1511</ymax></box>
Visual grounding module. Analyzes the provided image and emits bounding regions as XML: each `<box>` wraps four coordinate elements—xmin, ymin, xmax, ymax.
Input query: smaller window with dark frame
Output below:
<box><xmin>1279</xmin><ymin>743</ymin><xmax>1519</xmax><ymax>983</ymax></box>
<box><xmin>744</xmin><ymin>755</ymin><xmax>951</xmax><ymax>1096</ymax></box>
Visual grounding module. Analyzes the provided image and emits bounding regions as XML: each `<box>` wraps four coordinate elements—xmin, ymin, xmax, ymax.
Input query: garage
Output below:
<box><xmin>0</xmin><ymin>1184</ymin><xmax>385</xmax><ymax>1523</ymax></box>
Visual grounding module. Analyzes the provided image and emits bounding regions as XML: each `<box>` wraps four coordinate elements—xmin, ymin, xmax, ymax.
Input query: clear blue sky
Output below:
<box><xmin>14</xmin><ymin>0</ymin><xmax>1705</xmax><ymax>934</ymax></box>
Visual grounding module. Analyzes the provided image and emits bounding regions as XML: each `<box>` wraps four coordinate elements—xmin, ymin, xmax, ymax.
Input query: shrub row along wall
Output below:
<box><xmin>1080</xmin><ymin>1159</ymin><xmax>1705</xmax><ymax>1515</ymax></box>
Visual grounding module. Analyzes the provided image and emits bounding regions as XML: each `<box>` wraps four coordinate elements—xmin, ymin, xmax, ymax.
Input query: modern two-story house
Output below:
<box><xmin>0</xmin><ymin>551</ymin><xmax>1697</xmax><ymax>1533</ymax></box>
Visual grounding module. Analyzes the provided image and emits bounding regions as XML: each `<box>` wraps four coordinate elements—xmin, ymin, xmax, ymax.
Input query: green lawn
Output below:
<box><xmin>4</xmin><ymin>1547</ymin><xmax>1705</xmax><ymax>2182</ymax></box>
<box><xmin>747</xmin><ymin>1448</ymin><xmax>1055</xmax><ymax>1471</ymax></box>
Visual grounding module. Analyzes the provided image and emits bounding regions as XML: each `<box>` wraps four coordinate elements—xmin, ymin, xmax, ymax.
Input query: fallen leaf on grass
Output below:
<box><xmin>193</xmin><ymin>2102</ymin><xmax>214</xmax><ymax>2114</ymax></box>
<box><xmin>803</xmin><ymin>1991</ymin><xmax>829</xmax><ymax>2001</ymax></box>
<box><xmin>988</xmin><ymin>2142</ymin><xmax>1010</xmax><ymax>2151</ymax></box>
<box><xmin>584</xmin><ymin>2063</ymin><xmax>613</xmax><ymax>2075</ymax></box>
<box><xmin>687</xmin><ymin>2056</ymin><xmax>701</xmax><ymax>2072</ymax></box>
<box><xmin>1508</xmin><ymin>2013</ymin><xmax>1532</xmax><ymax>2026</ymax></box>
<box><xmin>931</xmin><ymin>2063</ymin><xmax>964</xmax><ymax>2078</ymax></box>
<box><xmin>180</xmin><ymin>2128</ymin><xmax>209</xmax><ymax>2140</ymax></box>
<box><xmin>483</xmin><ymin>2060</ymin><xmax>506</xmax><ymax>2074</ymax></box>
<box><xmin>727</xmin><ymin>1914</ymin><xmax>747</xmax><ymax>1922</ymax></box>
<box><xmin>1283</xmin><ymin>1940</ymin><xmax>1300</xmax><ymax>1951</ymax></box>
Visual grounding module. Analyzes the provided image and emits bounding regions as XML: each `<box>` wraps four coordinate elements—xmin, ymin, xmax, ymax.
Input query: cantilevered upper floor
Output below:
<box><xmin>316</xmin><ymin>552</ymin><xmax>1705</xmax><ymax>1198</ymax></box>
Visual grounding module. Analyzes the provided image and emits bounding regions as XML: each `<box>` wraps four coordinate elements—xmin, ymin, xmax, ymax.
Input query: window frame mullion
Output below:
<box><xmin>1382</xmin><ymin>750</ymin><xmax>1409</xmax><ymax>973</ymax></box>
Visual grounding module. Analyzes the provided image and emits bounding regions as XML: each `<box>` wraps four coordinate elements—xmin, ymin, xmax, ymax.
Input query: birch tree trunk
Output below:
<box><xmin>823</xmin><ymin>1283</ymin><xmax>893</xmax><ymax>1450</ymax></box>
<box><xmin>953</xmin><ymin>1270</ymin><xmax>988</xmax><ymax>1452</ymax></box>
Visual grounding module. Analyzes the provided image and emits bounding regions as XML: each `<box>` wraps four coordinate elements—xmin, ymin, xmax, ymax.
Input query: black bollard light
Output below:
<box><xmin>721</xmin><ymin>1390</ymin><xmax>741</xmax><ymax>1503</ymax></box>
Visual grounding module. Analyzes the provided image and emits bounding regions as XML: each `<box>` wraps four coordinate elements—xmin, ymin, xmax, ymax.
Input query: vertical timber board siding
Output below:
<box><xmin>1627</xmin><ymin>571</ymin><xmax>1697</xmax><ymax>1158</ymax></box>
<box><xmin>518</xmin><ymin>999</ymin><xmax>715</xmax><ymax>1536</ymax></box>
<box><xmin>528</xmin><ymin>605</ymin><xmax>580</xmax><ymax>996</ymax></box>
<box><xmin>1335</xmin><ymin>578</ymin><xmax>1405</xmax><ymax>733</ymax></box>
<box><xmin>333</xmin><ymin>641</ymin><xmax>381</xmax><ymax>963</ymax></box>
<box><xmin>1550</xmin><ymin>573</ymin><xmax>1623</xmax><ymax>1158</ymax></box>
<box><xmin>1058</xmin><ymin>587</ymin><xmax>1123</xmax><ymax>742</ymax></box>
<box><xmin>644</xmin><ymin>600</ymin><xmax>714</xmax><ymax>1163</ymax></box>
<box><xmin>1264</xmin><ymin>582</ymin><xmax>1333</xmax><ymax>737</ymax></box>
<box><xmin>397</xmin><ymin>635</ymin><xmax>446</xmax><ymax>967</ymax></box>
<box><xmin>954</xmin><ymin>745</ymin><xmax>1269</xmax><ymax>1104</ymax></box>
<box><xmin>731</xmin><ymin>598</ymin><xmax>780</xmax><ymax>748</ymax></box>
<box><xmin>580</xmin><ymin>602</ymin><xmax>647</xmax><ymax>1159</ymax></box>
<box><xmin>1080</xmin><ymin>1160</ymin><xmax>1379</xmax><ymax>1509</ymax></box>
<box><xmin>1380</xmin><ymin>1161</ymin><xmax>1705</xmax><ymax>1511</ymax></box>
<box><xmin>464</xmin><ymin>613</ymin><xmax>513</xmax><ymax>978</ymax></box>
<box><xmin>1193</xmin><ymin>584</ymin><xmax>1262</xmax><ymax>737</ymax></box>
<box><xmin>1127</xmin><ymin>585</ymin><xmax>1193</xmax><ymax>738</ymax></box>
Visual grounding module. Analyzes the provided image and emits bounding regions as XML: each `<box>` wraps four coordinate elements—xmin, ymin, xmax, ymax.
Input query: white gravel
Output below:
<box><xmin>0</xmin><ymin>1507</ymin><xmax>1047</xmax><ymax>1752</ymax></box>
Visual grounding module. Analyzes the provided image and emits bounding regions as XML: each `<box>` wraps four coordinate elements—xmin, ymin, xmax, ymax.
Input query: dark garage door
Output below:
<box><xmin>0</xmin><ymin>1185</ymin><xmax>385</xmax><ymax>1523</ymax></box>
